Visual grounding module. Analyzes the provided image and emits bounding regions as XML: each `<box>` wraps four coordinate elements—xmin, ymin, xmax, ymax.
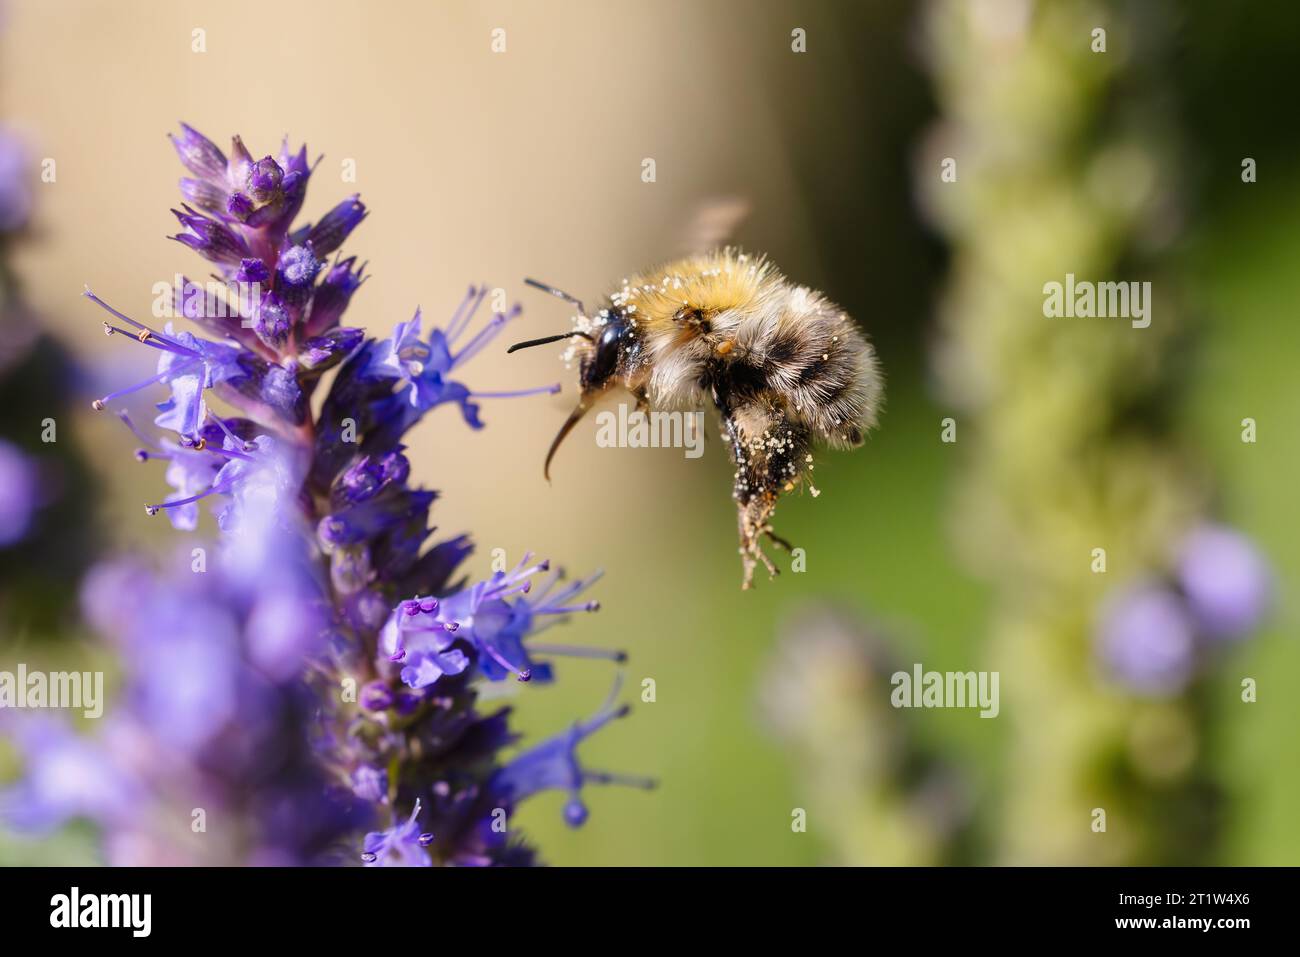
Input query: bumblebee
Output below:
<box><xmin>509</xmin><ymin>248</ymin><xmax>883</xmax><ymax>589</ymax></box>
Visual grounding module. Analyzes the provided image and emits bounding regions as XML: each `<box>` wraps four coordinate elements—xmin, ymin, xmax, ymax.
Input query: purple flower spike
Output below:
<box><xmin>14</xmin><ymin>124</ymin><xmax>646</xmax><ymax>867</ymax></box>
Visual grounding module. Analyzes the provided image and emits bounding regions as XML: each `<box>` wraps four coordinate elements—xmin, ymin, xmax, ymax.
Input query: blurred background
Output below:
<box><xmin>1</xmin><ymin>0</ymin><xmax>1296</xmax><ymax>865</ymax></box>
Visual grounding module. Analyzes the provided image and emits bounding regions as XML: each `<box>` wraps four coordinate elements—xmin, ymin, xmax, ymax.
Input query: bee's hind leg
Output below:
<box><xmin>736</xmin><ymin>500</ymin><xmax>779</xmax><ymax>590</ymax></box>
<box><xmin>764</xmin><ymin>528</ymin><xmax>795</xmax><ymax>552</ymax></box>
<box><xmin>716</xmin><ymin>396</ymin><xmax>807</xmax><ymax>589</ymax></box>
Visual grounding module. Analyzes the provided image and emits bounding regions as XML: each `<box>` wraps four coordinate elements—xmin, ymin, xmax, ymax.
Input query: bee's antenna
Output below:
<box><xmin>506</xmin><ymin>330</ymin><xmax>593</xmax><ymax>354</ymax></box>
<box><xmin>524</xmin><ymin>277</ymin><xmax>587</xmax><ymax>318</ymax></box>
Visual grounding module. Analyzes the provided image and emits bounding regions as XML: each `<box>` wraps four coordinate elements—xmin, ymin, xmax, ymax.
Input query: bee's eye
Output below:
<box><xmin>585</xmin><ymin>323</ymin><xmax>623</xmax><ymax>386</ymax></box>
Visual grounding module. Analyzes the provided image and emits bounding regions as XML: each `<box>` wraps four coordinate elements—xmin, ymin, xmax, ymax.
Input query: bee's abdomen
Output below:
<box><xmin>744</xmin><ymin>301</ymin><xmax>880</xmax><ymax>448</ymax></box>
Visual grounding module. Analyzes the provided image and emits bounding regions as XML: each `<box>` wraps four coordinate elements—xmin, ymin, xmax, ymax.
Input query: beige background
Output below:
<box><xmin>3</xmin><ymin>0</ymin><xmax>816</xmax><ymax>556</ymax></box>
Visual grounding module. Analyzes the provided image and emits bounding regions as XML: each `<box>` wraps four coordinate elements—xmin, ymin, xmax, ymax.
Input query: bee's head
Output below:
<box><xmin>510</xmin><ymin>279</ymin><xmax>639</xmax><ymax>480</ymax></box>
<box><xmin>577</xmin><ymin>313</ymin><xmax>631</xmax><ymax>393</ymax></box>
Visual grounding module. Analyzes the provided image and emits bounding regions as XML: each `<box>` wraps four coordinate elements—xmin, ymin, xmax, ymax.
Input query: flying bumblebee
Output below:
<box><xmin>509</xmin><ymin>248</ymin><xmax>883</xmax><ymax>589</ymax></box>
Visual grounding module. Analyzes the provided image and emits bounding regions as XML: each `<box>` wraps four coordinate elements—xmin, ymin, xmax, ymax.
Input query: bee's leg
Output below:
<box><xmin>764</xmin><ymin>529</ymin><xmax>795</xmax><ymax>552</ymax></box>
<box><xmin>717</xmin><ymin>397</ymin><xmax>808</xmax><ymax>589</ymax></box>
<box><xmin>736</xmin><ymin>497</ymin><xmax>780</xmax><ymax>588</ymax></box>
<box><xmin>631</xmin><ymin>386</ymin><xmax>650</xmax><ymax>415</ymax></box>
<box><xmin>736</xmin><ymin>508</ymin><xmax>758</xmax><ymax>590</ymax></box>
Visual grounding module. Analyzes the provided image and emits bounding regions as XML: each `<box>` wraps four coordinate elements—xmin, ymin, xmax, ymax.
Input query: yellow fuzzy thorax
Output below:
<box><xmin>603</xmin><ymin>248</ymin><xmax>781</xmax><ymax>334</ymax></box>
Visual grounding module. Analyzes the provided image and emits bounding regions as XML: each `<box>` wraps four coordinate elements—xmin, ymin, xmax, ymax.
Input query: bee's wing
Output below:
<box><xmin>678</xmin><ymin>196</ymin><xmax>750</xmax><ymax>256</ymax></box>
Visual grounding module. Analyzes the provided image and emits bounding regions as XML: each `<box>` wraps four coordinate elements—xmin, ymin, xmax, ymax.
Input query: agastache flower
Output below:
<box><xmin>361</xmin><ymin>799</ymin><xmax>434</xmax><ymax>867</ymax></box>
<box><xmin>85</xmin><ymin>291</ymin><xmax>243</xmax><ymax>439</ymax></box>
<box><xmin>4</xmin><ymin>124</ymin><xmax>648</xmax><ymax>866</ymax></box>
<box><xmin>490</xmin><ymin>676</ymin><xmax>656</xmax><ymax>829</ymax></box>
<box><xmin>378</xmin><ymin>556</ymin><xmax>614</xmax><ymax>687</ymax></box>
<box><xmin>119</xmin><ymin>411</ymin><xmax>228</xmax><ymax>531</ymax></box>
<box><xmin>366</xmin><ymin>294</ymin><xmax>559</xmax><ymax>429</ymax></box>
